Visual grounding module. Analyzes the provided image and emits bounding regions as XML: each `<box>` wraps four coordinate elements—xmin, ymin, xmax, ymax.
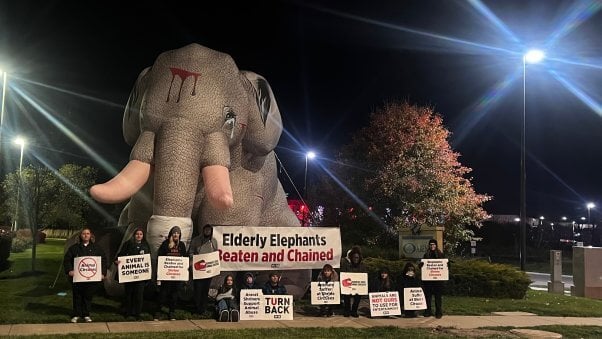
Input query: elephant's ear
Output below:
<box><xmin>240</xmin><ymin>71</ymin><xmax>283</xmax><ymax>172</ymax></box>
<box><xmin>123</xmin><ymin>67</ymin><xmax>151</xmax><ymax>146</ymax></box>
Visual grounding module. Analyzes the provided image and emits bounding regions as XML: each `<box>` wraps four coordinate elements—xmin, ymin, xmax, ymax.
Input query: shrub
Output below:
<box><xmin>362</xmin><ymin>257</ymin><xmax>531</xmax><ymax>299</ymax></box>
<box><xmin>10</xmin><ymin>232</ymin><xmax>33</xmax><ymax>253</ymax></box>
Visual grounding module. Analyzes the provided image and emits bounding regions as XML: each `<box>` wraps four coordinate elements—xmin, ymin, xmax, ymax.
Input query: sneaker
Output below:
<box><xmin>351</xmin><ymin>312</ymin><xmax>359</xmax><ymax>318</ymax></box>
<box><xmin>70</xmin><ymin>316</ymin><xmax>79</xmax><ymax>323</ymax></box>
<box><xmin>230</xmin><ymin>309</ymin><xmax>239</xmax><ymax>322</ymax></box>
<box><xmin>219</xmin><ymin>309</ymin><xmax>229</xmax><ymax>322</ymax></box>
<box><xmin>435</xmin><ymin>313</ymin><xmax>443</xmax><ymax>319</ymax></box>
<box><xmin>423</xmin><ymin>312</ymin><xmax>432</xmax><ymax>317</ymax></box>
<box><xmin>169</xmin><ymin>313</ymin><xmax>176</xmax><ymax>321</ymax></box>
<box><xmin>84</xmin><ymin>316</ymin><xmax>92</xmax><ymax>323</ymax></box>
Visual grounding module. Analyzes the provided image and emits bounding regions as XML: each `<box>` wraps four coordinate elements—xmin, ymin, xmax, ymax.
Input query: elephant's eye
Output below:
<box><xmin>222</xmin><ymin>106</ymin><xmax>237</xmax><ymax>139</ymax></box>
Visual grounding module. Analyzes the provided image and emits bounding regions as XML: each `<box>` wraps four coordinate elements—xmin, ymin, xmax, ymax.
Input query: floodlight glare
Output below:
<box><xmin>306</xmin><ymin>151</ymin><xmax>316</xmax><ymax>159</ymax></box>
<box><xmin>524</xmin><ymin>49</ymin><xmax>545</xmax><ymax>64</ymax></box>
<box><xmin>586</xmin><ymin>202</ymin><xmax>595</xmax><ymax>209</ymax></box>
<box><xmin>14</xmin><ymin>137</ymin><xmax>26</xmax><ymax>146</ymax></box>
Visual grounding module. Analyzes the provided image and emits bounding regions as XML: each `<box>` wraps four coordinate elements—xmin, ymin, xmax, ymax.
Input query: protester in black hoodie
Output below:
<box><xmin>156</xmin><ymin>226</ymin><xmax>187</xmax><ymax>320</ymax></box>
<box><xmin>340</xmin><ymin>245</ymin><xmax>366</xmax><ymax>317</ymax></box>
<box><xmin>421</xmin><ymin>239</ymin><xmax>445</xmax><ymax>318</ymax></box>
<box><xmin>115</xmin><ymin>227</ymin><xmax>151</xmax><ymax>320</ymax></box>
<box><xmin>63</xmin><ymin>227</ymin><xmax>107</xmax><ymax>323</ymax></box>
<box><xmin>398</xmin><ymin>262</ymin><xmax>420</xmax><ymax>318</ymax></box>
<box><xmin>189</xmin><ymin>224</ymin><xmax>218</xmax><ymax>315</ymax></box>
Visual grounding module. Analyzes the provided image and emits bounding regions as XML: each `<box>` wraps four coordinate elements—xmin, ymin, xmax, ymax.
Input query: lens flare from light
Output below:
<box><xmin>524</xmin><ymin>50</ymin><xmax>545</xmax><ymax>64</ymax></box>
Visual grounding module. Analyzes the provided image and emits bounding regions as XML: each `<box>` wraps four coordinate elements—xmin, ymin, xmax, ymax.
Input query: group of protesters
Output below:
<box><xmin>63</xmin><ymin>226</ymin><xmax>445</xmax><ymax>323</ymax></box>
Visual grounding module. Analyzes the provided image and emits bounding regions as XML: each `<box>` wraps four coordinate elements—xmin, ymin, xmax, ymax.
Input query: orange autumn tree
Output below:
<box><xmin>339</xmin><ymin>101</ymin><xmax>490</xmax><ymax>253</ymax></box>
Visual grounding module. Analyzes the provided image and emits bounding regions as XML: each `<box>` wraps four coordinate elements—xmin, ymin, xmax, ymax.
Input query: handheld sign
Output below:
<box><xmin>263</xmin><ymin>295</ymin><xmax>294</xmax><ymax>320</ymax></box>
<box><xmin>403</xmin><ymin>287</ymin><xmax>427</xmax><ymax>310</ymax></box>
<box><xmin>339</xmin><ymin>272</ymin><xmax>368</xmax><ymax>295</ymax></box>
<box><xmin>117</xmin><ymin>254</ymin><xmax>151</xmax><ymax>283</ymax></box>
<box><xmin>240</xmin><ymin>289</ymin><xmax>264</xmax><ymax>320</ymax></box>
<box><xmin>421</xmin><ymin>259</ymin><xmax>449</xmax><ymax>281</ymax></box>
<box><xmin>192</xmin><ymin>251</ymin><xmax>221</xmax><ymax>279</ymax></box>
<box><xmin>311</xmin><ymin>281</ymin><xmax>340</xmax><ymax>305</ymax></box>
<box><xmin>369</xmin><ymin>291</ymin><xmax>401</xmax><ymax>317</ymax></box>
<box><xmin>157</xmin><ymin>256</ymin><xmax>189</xmax><ymax>281</ymax></box>
<box><xmin>73</xmin><ymin>256</ymin><xmax>102</xmax><ymax>282</ymax></box>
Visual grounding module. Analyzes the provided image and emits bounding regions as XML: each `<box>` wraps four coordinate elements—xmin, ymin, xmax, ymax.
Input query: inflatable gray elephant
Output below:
<box><xmin>90</xmin><ymin>43</ymin><xmax>305</xmax><ymax>296</ymax></box>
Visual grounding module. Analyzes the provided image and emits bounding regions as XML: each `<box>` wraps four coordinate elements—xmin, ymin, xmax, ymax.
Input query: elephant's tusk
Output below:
<box><xmin>90</xmin><ymin>160</ymin><xmax>151</xmax><ymax>203</ymax></box>
<box><xmin>202</xmin><ymin>165</ymin><xmax>233</xmax><ymax>209</ymax></box>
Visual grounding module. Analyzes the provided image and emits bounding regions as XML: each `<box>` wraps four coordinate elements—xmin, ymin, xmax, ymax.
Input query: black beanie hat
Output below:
<box><xmin>428</xmin><ymin>238</ymin><xmax>437</xmax><ymax>246</ymax></box>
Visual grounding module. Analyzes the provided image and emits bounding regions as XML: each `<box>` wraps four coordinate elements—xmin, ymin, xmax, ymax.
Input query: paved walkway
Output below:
<box><xmin>1</xmin><ymin>313</ymin><xmax>601</xmax><ymax>336</ymax></box>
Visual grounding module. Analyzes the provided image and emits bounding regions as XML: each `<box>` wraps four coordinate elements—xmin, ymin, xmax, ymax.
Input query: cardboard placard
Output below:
<box><xmin>192</xmin><ymin>251</ymin><xmax>221</xmax><ymax>279</ymax></box>
<box><xmin>339</xmin><ymin>272</ymin><xmax>368</xmax><ymax>295</ymax></box>
<box><xmin>239</xmin><ymin>290</ymin><xmax>294</xmax><ymax>320</ymax></box>
<box><xmin>117</xmin><ymin>254</ymin><xmax>151</xmax><ymax>283</ymax></box>
<box><xmin>369</xmin><ymin>291</ymin><xmax>401</xmax><ymax>317</ymax></box>
<box><xmin>403</xmin><ymin>287</ymin><xmax>427</xmax><ymax>310</ymax></box>
<box><xmin>73</xmin><ymin>256</ymin><xmax>102</xmax><ymax>283</ymax></box>
<box><xmin>310</xmin><ymin>281</ymin><xmax>340</xmax><ymax>305</ymax></box>
<box><xmin>157</xmin><ymin>256</ymin><xmax>189</xmax><ymax>281</ymax></box>
<box><xmin>421</xmin><ymin>259</ymin><xmax>449</xmax><ymax>281</ymax></box>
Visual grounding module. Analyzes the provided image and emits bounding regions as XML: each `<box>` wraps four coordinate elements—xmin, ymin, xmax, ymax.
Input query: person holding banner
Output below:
<box><xmin>420</xmin><ymin>239</ymin><xmax>445</xmax><ymax>319</ymax></box>
<box><xmin>215</xmin><ymin>274</ymin><xmax>239</xmax><ymax>322</ymax></box>
<box><xmin>63</xmin><ymin>227</ymin><xmax>107</xmax><ymax>323</ymax></box>
<box><xmin>316</xmin><ymin>264</ymin><xmax>338</xmax><ymax>317</ymax></box>
<box><xmin>340</xmin><ymin>245</ymin><xmax>366</xmax><ymax>317</ymax></box>
<box><xmin>399</xmin><ymin>262</ymin><xmax>420</xmax><ymax>318</ymax></box>
<box><xmin>115</xmin><ymin>227</ymin><xmax>151</xmax><ymax>320</ymax></box>
<box><xmin>189</xmin><ymin>224</ymin><xmax>218</xmax><ymax>315</ymax></box>
<box><xmin>262</xmin><ymin>271</ymin><xmax>287</xmax><ymax>295</ymax></box>
<box><xmin>156</xmin><ymin>226</ymin><xmax>187</xmax><ymax>320</ymax></box>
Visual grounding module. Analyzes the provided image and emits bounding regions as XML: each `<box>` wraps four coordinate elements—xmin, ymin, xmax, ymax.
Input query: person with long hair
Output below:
<box><xmin>340</xmin><ymin>245</ymin><xmax>366</xmax><ymax>317</ymax></box>
<box><xmin>63</xmin><ymin>227</ymin><xmax>107</xmax><ymax>323</ymax></box>
<box><xmin>215</xmin><ymin>274</ymin><xmax>239</xmax><ymax>322</ymax></box>
<box><xmin>316</xmin><ymin>264</ymin><xmax>339</xmax><ymax>317</ymax></box>
<box><xmin>156</xmin><ymin>226</ymin><xmax>187</xmax><ymax>320</ymax></box>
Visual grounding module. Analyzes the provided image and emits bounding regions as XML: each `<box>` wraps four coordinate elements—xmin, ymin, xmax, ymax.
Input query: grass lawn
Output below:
<box><xmin>2</xmin><ymin>239</ymin><xmax>602</xmax><ymax>338</ymax></box>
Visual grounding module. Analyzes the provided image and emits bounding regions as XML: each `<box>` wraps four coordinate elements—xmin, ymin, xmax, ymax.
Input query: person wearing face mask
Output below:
<box><xmin>399</xmin><ymin>262</ymin><xmax>420</xmax><ymax>318</ymax></box>
<box><xmin>189</xmin><ymin>224</ymin><xmax>218</xmax><ymax>315</ymax></box>
<box><xmin>63</xmin><ymin>227</ymin><xmax>107</xmax><ymax>323</ymax></box>
<box><xmin>115</xmin><ymin>227</ymin><xmax>151</xmax><ymax>320</ymax></box>
<box><xmin>156</xmin><ymin>226</ymin><xmax>187</xmax><ymax>320</ymax></box>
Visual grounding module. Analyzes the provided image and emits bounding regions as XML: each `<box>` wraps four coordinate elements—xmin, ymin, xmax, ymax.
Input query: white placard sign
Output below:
<box><xmin>117</xmin><ymin>254</ymin><xmax>151</xmax><ymax>283</ymax></box>
<box><xmin>239</xmin><ymin>290</ymin><xmax>294</xmax><ymax>320</ymax></box>
<box><xmin>403</xmin><ymin>287</ymin><xmax>427</xmax><ymax>310</ymax></box>
<box><xmin>311</xmin><ymin>281</ymin><xmax>341</xmax><ymax>305</ymax></box>
<box><xmin>157</xmin><ymin>256</ymin><xmax>189</xmax><ymax>281</ymax></box>
<box><xmin>192</xmin><ymin>251</ymin><xmax>221</xmax><ymax>279</ymax></box>
<box><xmin>369</xmin><ymin>291</ymin><xmax>402</xmax><ymax>317</ymax></box>
<box><xmin>73</xmin><ymin>256</ymin><xmax>102</xmax><ymax>283</ymax></box>
<box><xmin>339</xmin><ymin>272</ymin><xmax>368</xmax><ymax>295</ymax></box>
<box><xmin>421</xmin><ymin>259</ymin><xmax>449</xmax><ymax>281</ymax></box>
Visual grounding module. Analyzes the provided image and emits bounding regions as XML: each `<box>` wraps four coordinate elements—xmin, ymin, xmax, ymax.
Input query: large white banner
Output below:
<box><xmin>73</xmin><ymin>256</ymin><xmax>102</xmax><ymax>283</ymax></box>
<box><xmin>157</xmin><ymin>256</ymin><xmax>189</xmax><ymax>281</ymax></box>
<box><xmin>339</xmin><ymin>272</ymin><xmax>368</xmax><ymax>295</ymax></box>
<box><xmin>213</xmin><ymin>226</ymin><xmax>341</xmax><ymax>271</ymax></box>
<box><xmin>192</xmin><ymin>252</ymin><xmax>221</xmax><ymax>280</ymax></box>
<box><xmin>310</xmin><ymin>281</ymin><xmax>340</xmax><ymax>305</ymax></box>
<box><xmin>239</xmin><ymin>289</ymin><xmax>294</xmax><ymax>320</ymax></box>
<box><xmin>117</xmin><ymin>254</ymin><xmax>151</xmax><ymax>283</ymax></box>
<box><xmin>403</xmin><ymin>287</ymin><xmax>427</xmax><ymax>310</ymax></box>
<box><xmin>421</xmin><ymin>259</ymin><xmax>449</xmax><ymax>281</ymax></box>
<box><xmin>369</xmin><ymin>291</ymin><xmax>401</xmax><ymax>317</ymax></box>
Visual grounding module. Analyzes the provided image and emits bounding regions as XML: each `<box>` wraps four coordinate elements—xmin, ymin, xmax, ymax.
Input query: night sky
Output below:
<box><xmin>1</xmin><ymin>0</ymin><xmax>601</xmax><ymax>222</ymax></box>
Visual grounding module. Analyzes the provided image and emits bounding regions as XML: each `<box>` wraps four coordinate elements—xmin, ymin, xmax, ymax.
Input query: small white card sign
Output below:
<box><xmin>239</xmin><ymin>290</ymin><xmax>294</xmax><ymax>320</ymax></box>
<box><xmin>157</xmin><ymin>256</ymin><xmax>189</xmax><ymax>281</ymax></box>
<box><xmin>73</xmin><ymin>256</ymin><xmax>102</xmax><ymax>283</ymax></box>
<box><xmin>192</xmin><ymin>252</ymin><xmax>221</xmax><ymax>279</ymax></box>
<box><xmin>421</xmin><ymin>259</ymin><xmax>449</xmax><ymax>281</ymax></box>
<box><xmin>311</xmin><ymin>281</ymin><xmax>341</xmax><ymax>305</ymax></box>
<box><xmin>369</xmin><ymin>291</ymin><xmax>401</xmax><ymax>317</ymax></box>
<box><xmin>403</xmin><ymin>287</ymin><xmax>427</xmax><ymax>310</ymax></box>
<box><xmin>339</xmin><ymin>272</ymin><xmax>368</xmax><ymax>295</ymax></box>
<box><xmin>117</xmin><ymin>254</ymin><xmax>151</xmax><ymax>283</ymax></box>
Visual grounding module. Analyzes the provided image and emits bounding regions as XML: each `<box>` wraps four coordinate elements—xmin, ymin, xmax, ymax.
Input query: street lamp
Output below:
<box><xmin>0</xmin><ymin>70</ymin><xmax>7</xmax><ymax>157</ymax></box>
<box><xmin>304</xmin><ymin>151</ymin><xmax>316</xmax><ymax>199</ymax></box>
<box><xmin>520</xmin><ymin>49</ymin><xmax>545</xmax><ymax>271</ymax></box>
<box><xmin>12</xmin><ymin>136</ymin><xmax>26</xmax><ymax>231</ymax></box>
<box><xmin>586</xmin><ymin>202</ymin><xmax>595</xmax><ymax>225</ymax></box>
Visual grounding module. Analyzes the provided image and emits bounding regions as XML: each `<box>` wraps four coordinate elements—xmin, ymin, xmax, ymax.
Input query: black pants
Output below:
<box><xmin>343</xmin><ymin>294</ymin><xmax>361</xmax><ymax>315</ymax></box>
<box><xmin>159</xmin><ymin>281</ymin><xmax>181</xmax><ymax>313</ymax></box>
<box><xmin>124</xmin><ymin>281</ymin><xmax>146</xmax><ymax>316</ymax></box>
<box><xmin>72</xmin><ymin>282</ymin><xmax>98</xmax><ymax>317</ymax></box>
<box><xmin>193</xmin><ymin>278</ymin><xmax>212</xmax><ymax>313</ymax></box>
<box><xmin>423</xmin><ymin>282</ymin><xmax>443</xmax><ymax>316</ymax></box>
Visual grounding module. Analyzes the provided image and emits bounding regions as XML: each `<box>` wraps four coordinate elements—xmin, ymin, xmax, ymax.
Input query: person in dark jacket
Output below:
<box><xmin>316</xmin><ymin>264</ymin><xmax>339</xmax><ymax>317</ymax></box>
<box><xmin>215</xmin><ymin>274</ymin><xmax>239</xmax><ymax>322</ymax></box>
<box><xmin>399</xmin><ymin>262</ymin><xmax>420</xmax><ymax>318</ymax></box>
<box><xmin>340</xmin><ymin>245</ymin><xmax>366</xmax><ymax>317</ymax></box>
<box><xmin>63</xmin><ymin>227</ymin><xmax>107</xmax><ymax>323</ymax></box>
<box><xmin>262</xmin><ymin>271</ymin><xmax>287</xmax><ymax>295</ymax></box>
<box><xmin>189</xmin><ymin>224</ymin><xmax>218</xmax><ymax>315</ymax></box>
<box><xmin>370</xmin><ymin>267</ymin><xmax>395</xmax><ymax>292</ymax></box>
<box><xmin>115</xmin><ymin>227</ymin><xmax>151</xmax><ymax>320</ymax></box>
<box><xmin>421</xmin><ymin>238</ymin><xmax>445</xmax><ymax>318</ymax></box>
<box><xmin>156</xmin><ymin>226</ymin><xmax>187</xmax><ymax>320</ymax></box>
<box><xmin>240</xmin><ymin>272</ymin><xmax>260</xmax><ymax>290</ymax></box>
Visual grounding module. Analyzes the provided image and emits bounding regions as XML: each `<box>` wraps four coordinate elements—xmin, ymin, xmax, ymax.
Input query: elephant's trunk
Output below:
<box><xmin>90</xmin><ymin>160</ymin><xmax>151</xmax><ymax>203</ymax></box>
<box><xmin>202</xmin><ymin>165</ymin><xmax>233</xmax><ymax>209</ymax></box>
